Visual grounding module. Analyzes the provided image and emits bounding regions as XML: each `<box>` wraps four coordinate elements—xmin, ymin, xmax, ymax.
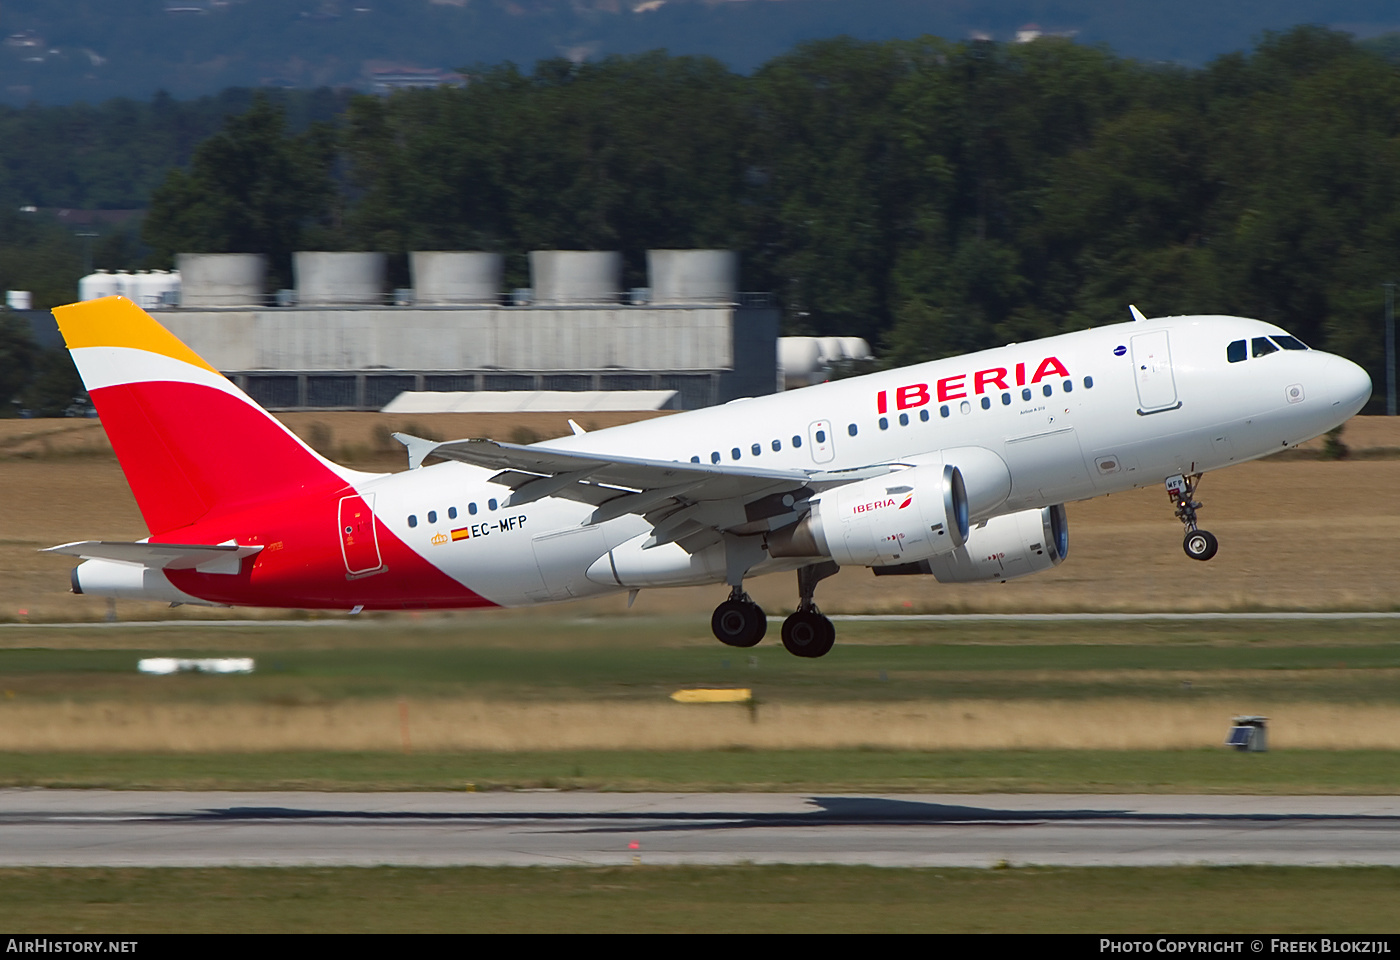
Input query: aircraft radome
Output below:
<box><xmin>45</xmin><ymin>297</ymin><xmax>1371</xmax><ymax>658</ymax></box>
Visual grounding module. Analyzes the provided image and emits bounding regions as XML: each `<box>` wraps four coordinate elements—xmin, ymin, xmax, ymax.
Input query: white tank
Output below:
<box><xmin>529</xmin><ymin>251</ymin><xmax>621</xmax><ymax>304</ymax></box>
<box><xmin>778</xmin><ymin>337</ymin><xmax>824</xmax><ymax>386</ymax></box>
<box><xmin>817</xmin><ymin>336</ymin><xmax>845</xmax><ymax>363</ymax></box>
<box><xmin>295</xmin><ymin>251</ymin><xmax>387</xmax><ymax>305</ymax></box>
<box><xmin>79</xmin><ymin>270</ymin><xmax>121</xmax><ymax>301</ymax></box>
<box><xmin>147</xmin><ymin>269</ymin><xmax>181</xmax><ymax>309</ymax></box>
<box><xmin>647</xmin><ymin>249</ymin><xmax>738</xmax><ymax>304</ymax></box>
<box><xmin>839</xmin><ymin>336</ymin><xmax>873</xmax><ymax>361</ymax></box>
<box><xmin>5</xmin><ymin>291</ymin><xmax>32</xmax><ymax>310</ymax></box>
<box><xmin>410</xmin><ymin>251</ymin><xmax>503</xmax><ymax>304</ymax></box>
<box><xmin>178</xmin><ymin>254</ymin><xmax>267</xmax><ymax>307</ymax></box>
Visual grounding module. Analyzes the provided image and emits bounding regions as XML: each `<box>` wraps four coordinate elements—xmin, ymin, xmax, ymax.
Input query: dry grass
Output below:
<box><xmin>3</xmin><ymin>697</ymin><xmax>1397</xmax><ymax>752</ymax></box>
<box><xmin>4</xmin><ymin>415</ymin><xmax>1400</xmax><ymax>621</ymax></box>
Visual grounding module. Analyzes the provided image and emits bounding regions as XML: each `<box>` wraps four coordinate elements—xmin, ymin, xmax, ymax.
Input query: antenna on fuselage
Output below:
<box><xmin>1129</xmin><ymin>305</ymin><xmax>1148</xmax><ymax>322</ymax></box>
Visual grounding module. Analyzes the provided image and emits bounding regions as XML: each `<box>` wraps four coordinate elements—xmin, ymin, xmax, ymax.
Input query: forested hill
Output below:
<box><xmin>2</xmin><ymin>28</ymin><xmax>1399</xmax><ymax>417</ymax></box>
<box><xmin>1</xmin><ymin>0</ymin><xmax>1398</xmax><ymax>105</ymax></box>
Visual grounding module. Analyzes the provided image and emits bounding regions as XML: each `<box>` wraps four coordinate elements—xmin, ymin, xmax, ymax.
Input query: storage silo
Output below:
<box><xmin>529</xmin><ymin>251</ymin><xmax>621</xmax><ymax>305</ymax></box>
<box><xmin>178</xmin><ymin>254</ymin><xmax>268</xmax><ymax>307</ymax></box>
<box><xmin>294</xmin><ymin>252</ymin><xmax>387</xmax><ymax>305</ymax></box>
<box><xmin>78</xmin><ymin>270</ymin><xmax>122</xmax><ymax>302</ymax></box>
<box><xmin>647</xmin><ymin>250</ymin><xmax>738</xmax><ymax>305</ymax></box>
<box><xmin>410</xmin><ymin>251</ymin><xmax>503</xmax><ymax>305</ymax></box>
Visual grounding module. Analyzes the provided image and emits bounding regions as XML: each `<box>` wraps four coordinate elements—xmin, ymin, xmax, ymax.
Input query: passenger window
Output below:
<box><xmin>1042</xmin><ymin>384</ymin><xmax>1053</xmax><ymax>397</ymax></box>
<box><xmin>1084</xmin><ymin>376</ymin><xmax>1094</xmax><ymax>388</ymax></box>
<box><xmin>899</xmin><ymin>413</ymin><xmax>909</xmax><ymax>426</ymax></box>
<box><xmin>1227</xmin><ymin>340</ymin><xmax>1247</xmax><ymax>363</ymax></box>
<box><xmin>816</xmin><ymin>430</ymin><xmax>826</xmax><ymax>443</ymax></box>
<box><xmin>731</xmin><ymin>447</ymin><xmax>741</xmax><ymax>460</ymax></box>
<box><xmin>488</xmin><ymin>498</ymin><xmax>498</xmax><ymax>511</ymax></box>
<box><xmin>980</xmin><ymin>397</ymin><xmax>990</xmax><ymax>410</ymax></box>
<box><xmin>1022</xmin><ymin>388</ymin><xmax>1032</xmax><ymax>401</ymax></box>
<box><xmin>940</xmin><ymin>405</ymin><xmax>950</xmax><ymax>418</ymax></box>
<box><xmin>772</xmin><ymin>440</ymin><xmax>781</xmax><ymax>451</ymax></box>
<box><xmin>878</xmin><ymin>417</ymin><xmax>888</xmax><ymax>430</ymax></box>
<box><xmin>751</xmin><ymin>443</ymin><xmax>761</xmax><ymax>456</ymax></box>
<box><xmin>919</xmin><ymin>409</ymin><xmax>929</xmax><ymax>422</ymax></box>
<box><xmin>1063</xmin><ymin>380</ymin><xmax>1072</xmax><ymax>393</ymax></box>
<box><xmin>428</xmin><ymin>510</ymin><xmax>437</xmax><ymax>524</ymax></box>
<box><xmin>1002</xmin><ymin>392</ymin><xmax>1011</xmax><ymax>405</ymax></box>
<box><xmin>792</xmin><ymin>436</ymin><xmax>802</xmax><ymax>448</ymax></box>
<box><xmin>691</xmin><ymin>456</ymin><xmax>700</xmax><ymax>463</ymax></box>
<box><xmin>1273</xmin><ymin>335</ymin><xmax>1308</xmax><ymax>350</ymax></box>
<box><xmin>408</xmin><ymin>515</ymin><xmax>417</xmax><ymax>528</ymax></box>
<box><xmin>711</xmin><ymin>452</ymin><xmax>721</xmax><ymax>463</ymax></box>
<box><xmin>1252</xmin><ymin>337</ymin><xmax>1278</xmax><ymax>358</ymax></box>
<box><xmin>469</xmin><ymin>503</ymin><xmax>477</xmax><ymax>515</ymax></box>
<box><xmin>959</xmin><ymin>400</ymin><xmax>971</xmax><ymax>415</ymax></box>
<box><xmin>847</xmin><ymin>424</ymin><xmax>858</xmax><ymax>437</ymax></box>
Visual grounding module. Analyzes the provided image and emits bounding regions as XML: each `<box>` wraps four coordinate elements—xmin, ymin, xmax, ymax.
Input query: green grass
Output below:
<box><xmin>1</xmin><ymin>865</ymin><xmax>1397</xmax><ymax>932</ymax></box>
<box><xmin>2</xmin><ymin>749</ymin><xmax>1399</xmax><ymax>794</ymax></box>
<box><xmin>2</xmin><ymin>617</ymin><xmax>1399</xmax><ymax>705</ymax></box>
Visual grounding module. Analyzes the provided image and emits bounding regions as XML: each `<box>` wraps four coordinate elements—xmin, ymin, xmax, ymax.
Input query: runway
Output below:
<box><xmin>4</xmin><ymin>791</ymin><xmax>1400</xmax><ymax>868</ymax></box>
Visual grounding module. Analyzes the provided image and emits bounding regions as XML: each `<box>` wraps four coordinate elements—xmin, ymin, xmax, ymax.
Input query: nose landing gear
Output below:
<box><xmin>1166</xmin><ymin>473</ymin><xmax>1218</xmax><ymax>561</ymax></box>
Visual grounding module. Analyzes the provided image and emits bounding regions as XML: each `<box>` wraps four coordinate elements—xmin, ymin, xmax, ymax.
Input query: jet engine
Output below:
<box><xmin>872</xmin><ymin>505</ymin><xmax>1069</xmax><ymax>582</ymax></box>
<box><xmin>767</xmin><ymin>463</ymin><xmax>969</xmax><ymax>566</ymax></box>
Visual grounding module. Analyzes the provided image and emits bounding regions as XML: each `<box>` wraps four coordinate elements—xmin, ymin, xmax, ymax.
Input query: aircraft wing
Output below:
<box><xmin>43</xmin><ymin>540</ymin><xmax>263</xmax><ymax>573</ymax></box>
<box><xmin>396</xmin><ymin>435</ymin><xmax>898</xmax><ymax>551</ymax></box>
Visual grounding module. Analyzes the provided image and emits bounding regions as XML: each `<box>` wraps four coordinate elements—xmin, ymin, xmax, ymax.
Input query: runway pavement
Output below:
<box><xmin>3</xmin><ymin>791</ymin><xmax>1399</xmax><ymax>868</ymax></box>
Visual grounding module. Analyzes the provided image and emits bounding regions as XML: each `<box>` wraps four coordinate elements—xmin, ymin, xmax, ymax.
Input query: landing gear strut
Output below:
<box><xmin>1166</xmin><ymin>473</ymin><xmax>1218</xmax><ymax>561</ymax></box>
<box><xmin>781</xmin><ymin>561</ymin><xmax>839</xmax><ymax>658</ymax></box>
<box><xmin>711</xmin><ymin>585</ymin><xmax>766</xmax><ymax>648</ymax></box>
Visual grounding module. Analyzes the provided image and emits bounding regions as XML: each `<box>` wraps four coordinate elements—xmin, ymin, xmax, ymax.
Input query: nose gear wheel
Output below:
<box><xmin>1166</xmin><ymin>473</ymin><xmax>1218</xmax><ymax>561</ymax></box>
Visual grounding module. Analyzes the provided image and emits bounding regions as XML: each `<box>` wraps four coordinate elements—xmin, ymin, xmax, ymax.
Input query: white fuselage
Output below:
<box><xmin>346</xmin><ymin>314</ymin><xmax>1370</xmax><ymax>607</ymax></box>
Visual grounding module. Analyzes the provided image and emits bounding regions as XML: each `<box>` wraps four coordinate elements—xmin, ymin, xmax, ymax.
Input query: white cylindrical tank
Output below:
<box><xmin>647</xmin><ymin>249</ymin><xmax>738</xmax><ymax>304</ymax></box>
<box><xmin>410</xmin><ymin>251</ymin><xmax>503</xmax><ymax>305</ymax></box>
<box><xmin>147</xmin><ymin>269</ymin><xmax>181</xmax><ymax>309</ymax></box>
<box><xmin>79</xmin><ymin>270</ymin><xmax>121</xmax><ymax>301</ymax></box>
<box><xmin>178</xmin><ymin>253</ymin><xmax>267</xmax><ymax>307</ymax></box>
<box><xmin>5</xmin><ymin>290</ymin><xmax>32</xmax><ymax>310</ymax></box>
<box><xmin>294</xmin><ymin>251</ymin><xmax>387</xmax><ymax>305</ymax></box>
<box><xmin>817</xmin><ymin>336</ymin><xmax>845</xmax><ymax>363</ymax></box>
<box><xmin>529</xmin><ymin>251</ymin><xmax>621</xmax><ymax>305</ymax></box>
<box><xmin>839</xmin><ymin>336</ymin><xmax>873</xmax><ymax>361</ymax></box>
<box><xmin>778</xmin><ymin>336</ymin><xmax>825</xmax><ymax>389</ymax></box>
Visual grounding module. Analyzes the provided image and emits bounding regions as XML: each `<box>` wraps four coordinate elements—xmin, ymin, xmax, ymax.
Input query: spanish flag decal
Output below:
<box><xmin>451</xmin><ymin>527</ymin><xmax>471</xmax><ymax>541</ymax></box>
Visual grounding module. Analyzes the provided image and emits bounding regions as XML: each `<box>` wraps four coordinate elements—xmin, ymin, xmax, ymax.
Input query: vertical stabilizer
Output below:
<box><xmin>54</xmin><ymin>296</ymin><xmax>360</xmax><ymax>535</ymax></box>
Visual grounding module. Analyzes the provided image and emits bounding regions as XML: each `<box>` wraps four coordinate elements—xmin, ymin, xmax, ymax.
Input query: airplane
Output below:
<box><xmin>45</xmin><ymin>297</ymin><xmax>1371</xmax><ymax>658</ymax></box>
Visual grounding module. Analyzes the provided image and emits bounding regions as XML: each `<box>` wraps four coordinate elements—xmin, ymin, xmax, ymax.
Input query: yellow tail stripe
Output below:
<box><xmin>52</xmin><ymin>296</ymin><xmax>220</xmax><ymax>375</ymax></box>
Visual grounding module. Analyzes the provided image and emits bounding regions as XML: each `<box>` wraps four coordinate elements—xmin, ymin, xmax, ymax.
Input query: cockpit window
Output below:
<box><xmin>1227</xmin><ymin>340</ymin><xmax>1247</xmax><ymax>363</ymax></box>
<box><xmin>1251</xmin><ymin>337</ymin><xmax>1279</xmax><ymax>358</ymax></box>
<box><xmin>1272</xmin><ymin>335</ymin><xmax>1308</xmax><ymax>350</ymax></box>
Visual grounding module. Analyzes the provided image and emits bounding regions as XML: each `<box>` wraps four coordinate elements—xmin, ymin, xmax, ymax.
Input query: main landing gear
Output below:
<box><xmin>1165</xmin><ymin>473</ymin><xmax>1219</xmax><ymax>562</ymax></box>
<box><xmin>711</xmin><ymin>586</ymin><xmax>766</xmax><ymax>648</ymax></box>
<box><xmin>710</xmin><ymin>562</ymin><xmax>839</xmax><ymax>658</ymax></box>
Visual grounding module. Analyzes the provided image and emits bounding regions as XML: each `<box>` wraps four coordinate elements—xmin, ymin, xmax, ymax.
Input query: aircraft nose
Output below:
<box><xmin>1326</xmin><ymin>355</ymin><xmax>1372</xmax><ymax>418</ymax></box>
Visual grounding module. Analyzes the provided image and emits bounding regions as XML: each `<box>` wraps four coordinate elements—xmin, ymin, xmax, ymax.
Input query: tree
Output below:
<box><xmin>143</xmin><ymin>93</ymin><xmax>337</xmax><ymax>286</ymax></box>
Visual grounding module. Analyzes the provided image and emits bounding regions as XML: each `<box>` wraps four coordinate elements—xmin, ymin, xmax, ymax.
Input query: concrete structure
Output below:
<box><xmin>409</xmin><ymin>251</ymin><xmax>502</xmax><ymax>305</ymax></box>
<box><xmin>648</xmin><ymin>249</ymin><xmax>738</xmax><ymax>304</ymax></box>
<box><xmin>294</xmin><ymin>252</ymin><xmax>386</xmax><ymax>306</ymax></box>
<box><xmin>159</xmin><ymin>249</ymin><xmax>779</xmax><ymax>412</ymax></box>
<box><xmin>382</xmin><ymin>390</ymin><xmax>680</xmax><ymax>414</ymax></box>
<box><xmin>529</xmin><ymin>251</ymin><xmax>622</xmax><ymax>305</ymax></box>
<box><xmin>178</xmin><ymin>254</ymin><xmax>266</xmax><ymax>307</ymax></box>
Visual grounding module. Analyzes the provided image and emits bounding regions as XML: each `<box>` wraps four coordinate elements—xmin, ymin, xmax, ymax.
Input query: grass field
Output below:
<box><xmin>1</xmin><ymin>865</ymin><xmax>1397</xmax><ymax>933</ymax></box>
<box><xmin>0</xmin><ymin>618</ymin><xmax>1396</xmax><ymax>788</ymax></box>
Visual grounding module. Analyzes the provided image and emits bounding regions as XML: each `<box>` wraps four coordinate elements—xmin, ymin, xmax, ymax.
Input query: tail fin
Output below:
<box><xmin>54</xmin><ymin>296</ymin><xmax>359</xmax><ymax>535</ymax></box>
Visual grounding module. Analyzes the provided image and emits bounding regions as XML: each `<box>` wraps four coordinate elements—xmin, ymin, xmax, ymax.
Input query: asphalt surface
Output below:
<box><xmin>3</xmin><ymin>791</ymin><xmax>1400</xmax><ymax>868</ymax></box>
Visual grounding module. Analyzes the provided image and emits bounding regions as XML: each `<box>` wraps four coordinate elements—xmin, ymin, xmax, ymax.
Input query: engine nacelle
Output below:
<box><xmin>873</xmin><ymin>505</ymin><xmax>1069</xmax><ymax>583</ymax></box>
<box><xmin>769</xmin><ymin>463</ymin><xmax>969</xmax><ymax>567</ymax></box>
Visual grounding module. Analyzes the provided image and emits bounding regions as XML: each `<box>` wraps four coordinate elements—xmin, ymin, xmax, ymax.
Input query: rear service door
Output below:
<box><xmin>339</xmin><ymin>493</ymin><xmax>384</xmax><ymax>576</ymax></box>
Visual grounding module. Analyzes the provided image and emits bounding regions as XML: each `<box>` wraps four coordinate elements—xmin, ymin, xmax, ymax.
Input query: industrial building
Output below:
<box><xmin>137</xmin><ymin>249</ymin><xmax>780</xmax><ymax>411</ymax></box>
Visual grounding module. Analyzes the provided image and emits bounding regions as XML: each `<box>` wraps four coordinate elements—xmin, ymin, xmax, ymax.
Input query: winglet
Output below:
<box><xmin>1129</xmin><ymin>304</ymin><xmax>1148</xmax><ymax>322</ymax></box>
<box><xmin>392</xmin><ymin>432</ymin><xmax>439</xmax><ymax>470</ymax></box>
<box><xmin>568</xmin><ymin>419</ymin><xmax>587</xmax><ymax>436</ymax></box>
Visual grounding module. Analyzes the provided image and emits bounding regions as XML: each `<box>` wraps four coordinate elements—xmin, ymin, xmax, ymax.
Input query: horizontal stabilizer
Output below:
<box><xmin>44</xmin><ymin>540</ymin><xmax>263</xmax><ymax>574</ymax></box>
